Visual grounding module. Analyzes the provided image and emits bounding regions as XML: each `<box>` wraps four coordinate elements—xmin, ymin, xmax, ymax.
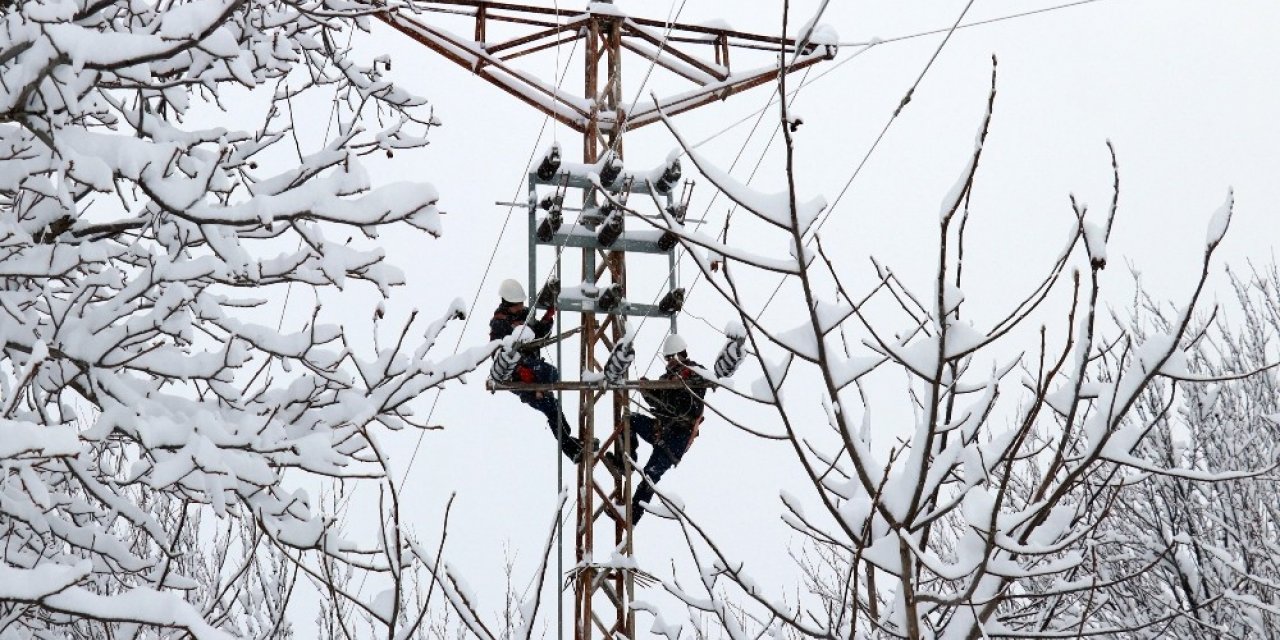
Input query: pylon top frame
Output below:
<box><xmin>378</xmin><ymin>0</ymin><xmax>837</xmax><ymax>134</ymax></box>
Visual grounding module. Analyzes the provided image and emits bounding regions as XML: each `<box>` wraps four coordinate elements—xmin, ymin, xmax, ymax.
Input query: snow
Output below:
<box><xmin>0</xmin><ymin>561</ymin><xmax>92</xmax><ymax>600</ymax></box>
<box><xmin>1206</xmin><ymin>189</ymin><xmax>1234</xmax><ymax>248</ymax></box>
<box><xmin>43</xmin><ymin>586</ymin><xmax>236</xmax><ymax>639</ymax></box>
<box><xmin>0</xmin><ymin>419</ymin><xmax>79</xmax><ymax>459</ymax></box>
<box><xmin>633</xmin><ymin>600</ymin><xmax>683</xmax><ymax>639</ymax></box>
<box><xmin>674</xmin><ymin>139</ymin><xmax>827</xmax><ymax>233</ymax></box>
<box><xmin>622</xmin><ymin>38</ymin><xmax>719</xmax><ymax>85</ymax></box>
<box><xmin>724</xmin><ymin>320</ymin><xmax>747</xmax><ymax>340</ymax></box>
<box><xmin>387</xmin><ymin>13</ymin><xmax>592</xmax><ymax>122</ymax></box>
<box><xmin>829</xmin><ymin>353</ymin><xmax>882</xmax><ymax>390</ymax></box>
<box><xmin>943</xmin><ymin>320</ymin><xmax>986</xmax><ymax>358</ymax></box>
<box><xmin>775</xmin><ymin>322</ymin><xmax>819</xmax><ymax>360</ymax></box>
<box><xmin>1083</xmin><ymin>220</ymin><xmax>1107</xmax><ymax>266</ymax></box>
<box><xmin>372</xmin><ymin>588</ymin><xmax>396</xmax><ymax>623</ymax></box>
<box><xmin>587</xmin><ymin>2</ymin><xmax>626</xmax><ymax>16</ymax></box>
<box><xmin>0</xmin><ymin>0</ymin><xmax>494</xmax><ymax>632</ymax></box>
<box><xmin>809</xmin><ymin>24</ymin><xmax>840</xmax><ymax>46</ymax></box>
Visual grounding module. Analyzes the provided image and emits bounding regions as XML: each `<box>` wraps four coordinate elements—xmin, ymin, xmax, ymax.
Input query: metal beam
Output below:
<box><xmin>487</xmin><ymin>379</ymin><xmax>716</xmax><ymax>392</ymax></box>
<box><xmin>389</xmin><ymin>5</ymin><xmax>833</xmax><ymax>639</ymax></box>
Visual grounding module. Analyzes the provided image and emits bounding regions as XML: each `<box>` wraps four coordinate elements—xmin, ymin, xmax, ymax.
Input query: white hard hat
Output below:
<box><xmin>661</xmin><ymin>334</ymin><xmax>687</xmax><ymax>356</ymax></box>
<box><xmin>499</xmin><ymin>279</ymin><xmax>526</xmax><ymax>303</ymax></box>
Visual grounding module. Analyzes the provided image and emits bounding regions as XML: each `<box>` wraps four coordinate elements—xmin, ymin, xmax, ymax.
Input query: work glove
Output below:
<box><xmin>541</xmin><ymin>306</ymin><xmax>556</xmax><ymax>323</ymax></box>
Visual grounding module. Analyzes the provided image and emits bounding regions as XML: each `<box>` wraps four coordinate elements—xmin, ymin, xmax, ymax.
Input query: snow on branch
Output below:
<box><xmin>0</xmin><ymin>0</ymin><xmax>488</xmax><ymax>636</ymax></box>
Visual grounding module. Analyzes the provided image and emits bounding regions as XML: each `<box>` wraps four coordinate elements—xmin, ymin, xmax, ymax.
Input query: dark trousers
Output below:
<box><xmin>629</xmin><ymin>414</ymin><xmax>692</xmax><ymax>523</ymax></box>
<box><xmin>514</xmin><ymin>358</ymin><xmax>581</xmax><ymax>461</ymax></box>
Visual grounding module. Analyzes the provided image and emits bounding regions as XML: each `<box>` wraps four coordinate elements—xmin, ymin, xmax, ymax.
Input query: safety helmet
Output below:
<box><xmin>499</xmin><ymin>279</ymin><xmax>526</xmax><ymax>303</ymax></box>
<box><xmin>661</xmin><ymin>334</ymin><xmax>687</xmax><ymax>356</ymax></box>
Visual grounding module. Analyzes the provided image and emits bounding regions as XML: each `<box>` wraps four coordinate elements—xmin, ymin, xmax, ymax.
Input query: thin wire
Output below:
<box><xmin>636</xmin><ymin>66</ymin><xmax>815</xmax><ymax>377</ymax></box>
<box><xmin>629</xmin><ymin>0</ymin><xmax>847</xmax><ymax>375</ymax></box>
<box><xmin>685</xmin><ymin>0</ymin><xmax>1108</xmax><ymax>153</ymax></box>
<box><xmin>752</xmin><ymin>0</ymin><xmax>978</xmax><ymax>319</ymax></box>
<box><xmin>396</xmin><ymin>0</ymin><xmax>694</xmax><ymax>489</ymax></box>
<box><xmin>835</xmin><ymin>0</ymin><xmax>1106</xmax><ymax>48</ymax></box>
<box><xmin>399</xmin><ymin>0</ymin><xmax>696</xmax><ymax>493</ymax></box>
<box><xmin>549</xmin><ymin>6</ymin><xmax>563</xmax><ymax>638</ymax></box>
<box><xmin>398</xmin><ymin>35</ymin><xmax>584</xmax><ymax>487</ymax></box>
<box><xmin>689</xmin><ymin>44</ymin><xmax>873</xmax><ymax>151</ymax></box>
<box><xmin>637</xmin><ymin>0</ymin><xmax>991</xmax><ymax>375</ymax></box>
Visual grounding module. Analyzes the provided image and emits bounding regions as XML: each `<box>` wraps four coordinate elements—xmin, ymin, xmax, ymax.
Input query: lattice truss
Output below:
<box><xmin>378</xmin><ymin>3</ymin><xmax>832</xmax><ymax>638</ymax></box>
<box><xmin>378</xmin><ymin>0</ymin><xmax>836</xmax><ymax>134</ymax></box>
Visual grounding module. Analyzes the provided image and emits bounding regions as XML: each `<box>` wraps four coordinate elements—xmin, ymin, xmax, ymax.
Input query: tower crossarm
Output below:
<box><xmin>375</xmin><ymin>1</ymin><xmax>837</xmax><ymax>133</ymax></box>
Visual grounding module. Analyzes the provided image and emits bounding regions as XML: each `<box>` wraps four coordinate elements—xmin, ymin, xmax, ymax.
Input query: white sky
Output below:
<box><xmin>274</xmin><ymin>0</ymin><xmax>1280</xmax><ymax>633</ymax></box>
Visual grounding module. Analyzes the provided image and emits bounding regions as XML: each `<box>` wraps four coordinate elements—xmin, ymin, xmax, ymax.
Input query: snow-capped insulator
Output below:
<box><xmin>539</xmin><ymin>193</ymin><xmax>563</xmax><ymax>211</ymax></box>
<box><xmin>536</xmin><ymin>144</ymin><xmax>562</xmax><ymax>181</ymax></box>
<box><xmin>666</xmin><ymin>202</ymin><xmax>687</xmax><ymax>224</ymax></box>
<box><xmin>604</xmin><ymin>339</ymin><xmax>635</xmax><ymax>385</ymax></box>
<box><xmin>490</xmin><ymin>344</ymin><xmax>522</xmax><ymax>384</ymax></box>
<box><xmin>536</xmin><ymin>209</ymin><xmax>562</xmax><ymax>242</ymax></box>
<box><xmin>599</xmin><ymin>153</ymin><xmax>623</xmax><ymax>186</ymax></box>
<box><xmin>536</xmin><ymin>277</ymin><xmax>560</xmax><ymax>309</ymax></box>
<box><xmin>597</xmin><ymin>210</ymin><xmax>623</xmax><ymax>247</ymax></box>
<box><xmin>658</xmin><ymin>288</ymin><xmax>685</xmax><ymax>316</ymax></box>
<box><xmin>596</xmin><ymin>284</ymin><xmax>623</xmax><ymax>312</ymax></box>
<box><xmin>653</xmin><ymin>157</ymin><xmax>682</xmax><ymax>195</ymax></box>
<box><xmin>714</xmin><ymin>333</ymin><xmax>747</xmax><ymax>379</ymax></box>
<box><xmin>657</xmin><ymin>231</ymin><xmax>678</xmax><ymax>251</ymax></box>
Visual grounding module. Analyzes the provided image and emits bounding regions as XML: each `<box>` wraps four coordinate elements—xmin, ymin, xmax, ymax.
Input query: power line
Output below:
<box><xmin>397</xmin><ymin>37</ymin><xmax>584</xmax><ymax>487</ymax></box>
<box><xmin>835</xmin><ymin>0</ymin><xmax>1107</xmax><ymax>48</ymax></box>
<box><xmin>742</xmin><ymin>0</ymin><xmax>978</xmax><ymax>321</ymax></box>
<box><xmin>686</xmin><ymin>0</ymin><xmax>1109</xmax><ymax>153</ymax></box>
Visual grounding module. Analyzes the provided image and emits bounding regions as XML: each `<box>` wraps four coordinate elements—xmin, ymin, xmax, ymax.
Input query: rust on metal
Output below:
<box><xmin>378</xmin><ymin>3</ymin><xmax>833</xmax><ymax>639</ymax></box>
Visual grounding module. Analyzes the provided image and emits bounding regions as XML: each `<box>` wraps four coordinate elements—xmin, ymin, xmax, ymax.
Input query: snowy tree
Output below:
<box><xmin>0</xmin><ymin>0</ymin><xmax>499</xmax><ymax>637</ymax></box>
<box><xmin>1095</xmin><ymin>267</ymin><xmax>1280</xmax><ymax>637</ymax></box>
<box><xmin>633</xmin><ymin>52</ymin><xmax>1277</xmax><ymax>638</ymax></box>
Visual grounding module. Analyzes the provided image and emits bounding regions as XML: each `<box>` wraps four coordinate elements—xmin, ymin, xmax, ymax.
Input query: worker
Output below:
<box><xmin>625</xmin><ymin>333</ymin><xmax>707</xmax><ymax>525</ymax></box>
<box><xmin>490</xmin><ymin>278</ymin><xmax>584</xmax><ymax>462</ymax></box>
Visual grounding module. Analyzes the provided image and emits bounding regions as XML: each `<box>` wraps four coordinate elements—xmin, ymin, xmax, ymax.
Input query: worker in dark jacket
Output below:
<box><xmin>490</xmin><ymin>278</ymin><xmax>584</xmax><ymax>462</ymax></box>
<box><xmin>627</xmin><ymin>333</ymin><xmax>707</xmax><ymax>524</ymax></box>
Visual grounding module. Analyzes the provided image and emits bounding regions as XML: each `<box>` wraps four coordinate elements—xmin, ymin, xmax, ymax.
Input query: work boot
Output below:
<box><xmin>569</xmin><ymin>438</ymin><xmax>601</xmax><ymax>464</ymax></box>
<box><xmin>630</xmin><ymin>500</ymin><xmax>646</xmax><ymax>525</ymax></box>
<box><xmin>561</xmin><ymin>436</ymin><xmax>584</xmax><ymax>463</ymax></box>
<box><xmin>602</xmin><ymin>451</ymin><xmax>625</xmax><ymax>477</ymax></box>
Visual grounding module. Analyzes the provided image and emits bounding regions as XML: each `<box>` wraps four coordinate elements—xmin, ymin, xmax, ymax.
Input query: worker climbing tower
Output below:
<box><xmin>377</xmin><ymin>3</ymin><xmax>835</xmax><ymax>638</ymax></box>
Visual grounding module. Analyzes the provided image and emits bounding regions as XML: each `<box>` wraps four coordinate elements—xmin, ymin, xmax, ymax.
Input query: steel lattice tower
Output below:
<box><xmin>378</xmin><ymin>3</ymin><xmax>834</xmax><ymax>637</ymax></box>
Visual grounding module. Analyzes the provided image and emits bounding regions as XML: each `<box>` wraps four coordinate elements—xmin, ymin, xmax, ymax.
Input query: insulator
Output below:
<box><xmin>490</xmin><ymin>345</ymin><xmax>522</xmax><ymax>384</ymax></box>
<box><xmin>657</xmin><ymin>231</ymin><xmax>678</xmax><ymax>251</ymax></box>
<box><xmin>658</xmin><ymin>288</ymin><xmax>685</xmax><ymax>316</ymax></box>
<box><xmin>654</xmin><ymin>157</ymin><xmax>682</xmax><ymax>195</ymax></box>
<box><xmin>539</xmin><ymin>194</ymin><xmax>563</xmax><ymax>211</ymax></box>
<box><xmin>536</xmin><ymin>145</ymin><xmax>561</xmax><ymax>181</ymax></box>
<box><xmin>599</xmin><ymin>153</ymin><xmax>623</xmax><ymax>186</ymax></box>
<box><xmin>536</xmin><ymin>277</ymin><xmax>560</xmax><ymax>309</ymax></box>
<box><xmin>714</xmin><ymin>335</ymin><xmax>747</xmax><ymax>379</ymax></box>
<box><xmin>666</xmin><ymin>202</ymin><xmax>687</xmax><ymax>224</ymax></box>
<box><xmin>597</xmin><ymin>211</ymin><xmax>623</xmax><ymax>247</ymax></box>
<box><xmin>536</xmin><ymin>209</ymin><xmax>562</xmax><ymax>242</ymax></box>
<box><xmin>604</xmin><ymin>340</ymin><xmax>635</xmax><ymax>385</ymax></box>
<box><xmin>596</xmin><ymin>284</ymin><xmax>623</xmax><ymax>312</ymax></box>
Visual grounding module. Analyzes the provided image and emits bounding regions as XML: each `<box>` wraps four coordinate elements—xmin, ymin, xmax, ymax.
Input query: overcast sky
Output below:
<box><xmin>277</xmin><ymin>0</ymin><xmax>1280</xmax><ymax>631</ymax></box>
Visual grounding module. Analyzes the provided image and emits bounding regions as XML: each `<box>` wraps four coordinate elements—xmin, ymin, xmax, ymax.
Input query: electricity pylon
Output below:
<box><xmin>378</xmin><ymin>3</ymin><xmax>834</xmax><ymax>637</ymax></box>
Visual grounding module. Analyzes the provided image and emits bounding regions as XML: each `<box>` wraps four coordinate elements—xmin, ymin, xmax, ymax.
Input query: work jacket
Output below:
<box><xmin>643</xmin><ymin>357</ymin><xmax>706</xmax><ymax>424</ymax></box>
<box><xmin>489</xmin><ymin>302</ymin><xmax>554</xmax><ymax>343</ymax></box>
